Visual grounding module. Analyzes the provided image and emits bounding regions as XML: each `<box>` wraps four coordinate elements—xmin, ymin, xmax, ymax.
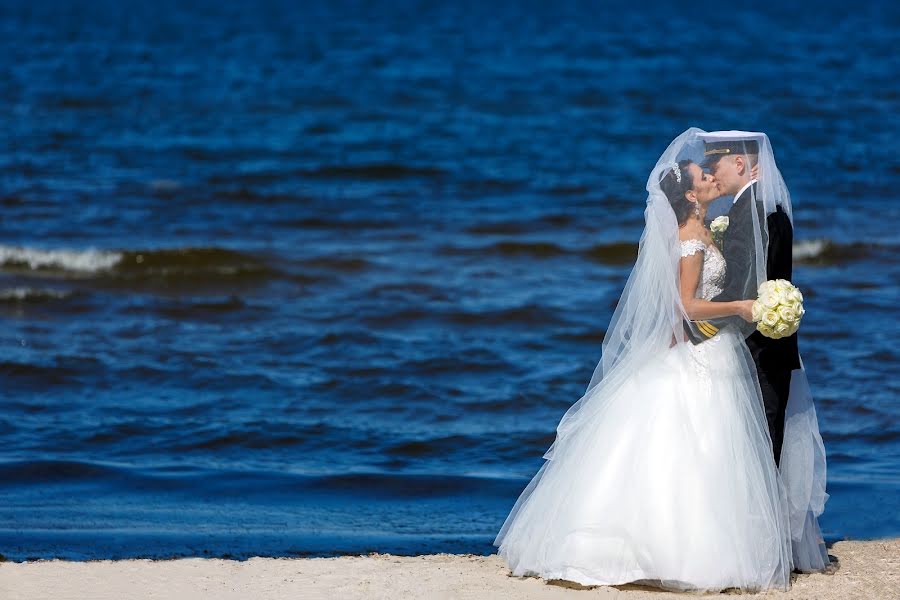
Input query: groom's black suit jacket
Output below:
<box><xmin>712</xmin><ymin>182</ymin><xmax>800</xmax><ymax>372</ymax></box>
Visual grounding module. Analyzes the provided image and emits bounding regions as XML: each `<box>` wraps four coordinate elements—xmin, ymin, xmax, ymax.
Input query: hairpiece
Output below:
<box><xmin>671</xmin><ymin>163</ymin><xmax>682</xmax><ymax>184</ymax></box>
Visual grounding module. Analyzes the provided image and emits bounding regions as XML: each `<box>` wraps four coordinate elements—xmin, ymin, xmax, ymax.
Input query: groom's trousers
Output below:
<box><xmin>754</xmin><ymin>364</ymin><xmax>792</xmax><ymax>467</ymax></box>
<box><xmin>746</xmin><ymin>326</ymin><xmax>797</xmax><ymax>468</ymax></box>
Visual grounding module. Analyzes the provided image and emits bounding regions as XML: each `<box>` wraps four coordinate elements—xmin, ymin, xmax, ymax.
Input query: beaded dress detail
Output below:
<box><xmin>680</xmin><ymin>238</ymin><xmax>729</xmax><ymax>382</ymax></box>
<box><xmin>680</xmin><ymin>239</ymin><xmax>726</xmax><ymax>301</ymax></box>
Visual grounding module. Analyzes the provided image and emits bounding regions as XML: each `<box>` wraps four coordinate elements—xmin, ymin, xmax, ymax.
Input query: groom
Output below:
<box><xmin>692</xmin><ymin>134</ymin><xmax>800</xmax><ymax>467</ymax></box>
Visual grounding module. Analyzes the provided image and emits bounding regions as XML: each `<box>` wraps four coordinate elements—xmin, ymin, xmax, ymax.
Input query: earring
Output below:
<box><xmin>693</xmin><ymin>202</ymin><xmax>701</xmax><ymax>218</ymax></box>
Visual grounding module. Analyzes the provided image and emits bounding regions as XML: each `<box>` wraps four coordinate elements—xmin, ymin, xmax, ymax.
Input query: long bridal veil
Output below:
<box><xmin>781</xmin><ymin>359</ymin><xmax>830</xmax><ymax>570</ymax></box>
<box><xmin>493</xmin><ymin>128</ymin><xmax>829</xmax><ymax>589</ymax></box>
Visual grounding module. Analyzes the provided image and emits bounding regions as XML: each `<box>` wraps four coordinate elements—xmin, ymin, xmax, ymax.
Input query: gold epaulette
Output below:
<box><xmin>696</xmin><ymin>321</ymin><xmax>719</xmax><ymax>338</ymax></box>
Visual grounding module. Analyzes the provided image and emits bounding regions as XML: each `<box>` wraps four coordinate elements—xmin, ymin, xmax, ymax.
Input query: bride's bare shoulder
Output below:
<box><xmin>678</xmin><ymin>223</ymin><xmax>710</xmax><ymax>243</ymax></box>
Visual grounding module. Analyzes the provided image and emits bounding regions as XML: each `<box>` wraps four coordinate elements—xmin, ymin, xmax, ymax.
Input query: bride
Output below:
<box><xmin>493</xmin><ymin>129</ymin><xmax>827</xmax><ymax>592</ymax></box>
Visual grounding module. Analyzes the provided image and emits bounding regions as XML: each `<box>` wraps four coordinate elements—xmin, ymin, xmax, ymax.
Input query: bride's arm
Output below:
<box><xmin>679</xmin><ymin>253</ymin><xmax>755</xmax><ymax>321</ymax></box>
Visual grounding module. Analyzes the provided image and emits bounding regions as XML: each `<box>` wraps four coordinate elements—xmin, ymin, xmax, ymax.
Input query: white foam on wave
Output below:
<box><xmin>0</xmin><ymin>287</ymin><xmax>73</xmax><ymax>300</ymax></box>
<box><xmin>0</xmin><ymin>245</ymin><xmax>122</xmax><ymax>273</ymax></box>
<box><xmin>793</xmin><ymin>239</ymin><xmax>831</xmax><ymax>261</ymax></box>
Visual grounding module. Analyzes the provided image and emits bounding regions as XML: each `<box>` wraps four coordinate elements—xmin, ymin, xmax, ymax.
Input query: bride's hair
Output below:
<box><xmin>659</xmin><ymin>159</ymin><xmax>695</xmax><ymax>225</ymax></box>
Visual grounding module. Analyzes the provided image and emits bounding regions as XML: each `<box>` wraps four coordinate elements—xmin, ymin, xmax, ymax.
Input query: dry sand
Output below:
<box><xmin>1</xmin><ymin>539</ymin><xmax>897</xmax><ymax>600</ymax></box>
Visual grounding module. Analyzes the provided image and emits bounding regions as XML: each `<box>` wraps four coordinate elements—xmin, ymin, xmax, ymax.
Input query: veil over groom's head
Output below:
<box><xmin>700</xmin><ymin>132</ymin><xmax>761</xmax><ymax>196</ymax></box>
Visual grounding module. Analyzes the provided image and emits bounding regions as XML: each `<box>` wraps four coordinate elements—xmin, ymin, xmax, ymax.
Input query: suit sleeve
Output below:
<box><xmin>765</xmin><ymin>208</ymin><xmax>793</xmax><ymax>281</ymax></box>
<box><xmin>765</xmin><ymin>207</ymin><xmax>801</xmax><ymax>367</ymax></box>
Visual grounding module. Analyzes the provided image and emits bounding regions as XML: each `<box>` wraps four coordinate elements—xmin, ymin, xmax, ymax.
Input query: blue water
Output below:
<box><xmin>0</xmin><ymin>0</ymin><xmax>898</xmax><ymax>561</ymax></box>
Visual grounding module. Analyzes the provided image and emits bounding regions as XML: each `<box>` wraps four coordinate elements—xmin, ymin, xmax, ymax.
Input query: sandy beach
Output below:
<box><xmin>1</xmin><ymin>539</ymin><xmax>897</xmax><ymax>600</ymax></box>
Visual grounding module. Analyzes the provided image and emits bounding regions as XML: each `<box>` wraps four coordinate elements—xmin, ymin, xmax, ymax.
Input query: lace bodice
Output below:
<box><xmin>680</xmin><ymin>238</ymin><xmax>729</xmax><ymax>382</ymax></box>
<box><xmin>680</xmin><ymin>239</ymin><xmax>726</xmax><ymax>301</ymax></box>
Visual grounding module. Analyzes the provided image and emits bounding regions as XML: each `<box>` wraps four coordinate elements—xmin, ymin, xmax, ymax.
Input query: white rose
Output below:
<box><xmin>775</xmin><ymin>321</ymin><xmax>790</xmax><ymax>335</ymax></box>
<box><xmin>711</xmin><ymin>216</ymin><xmax>729</xmax><ymax>233</ymax></box>
<box><xmin>778</xmin><ymin>305</ymin><xmax>797</xmax><ymax>323</ymax></box>
<box><xmin>757</xmin><ymin>322</ymin><xmax>776</xmax><ymax>338</ymax></box>
<box><xmin>758</xmin><ymin>280</ymin><xmax>774</xmax><ymax>295</ymax></box>
<box><xmin>751</xmin><ymin>300</ymin><xmax>764</xmax><ymax>321</ymax></box>
<box><xmin>762</xmin><ymin>310</ymin><xmax>779</xmax><ymax>327</ymax></box>
<box><xmin>759</xmin><ymin>290</ymin><xmax>780</xmax><ymax>309</ymax></box>
<box><xmin>789</xmin><ymin>288</ymin><xmax>803</xmax><ymax>303</ymax></box>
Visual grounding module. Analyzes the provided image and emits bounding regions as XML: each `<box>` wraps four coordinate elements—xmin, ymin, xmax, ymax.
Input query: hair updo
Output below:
<box><xmin>659</xmin><ymin>159</ymin><xmax>696</xmax><ymax>226</ymax></box>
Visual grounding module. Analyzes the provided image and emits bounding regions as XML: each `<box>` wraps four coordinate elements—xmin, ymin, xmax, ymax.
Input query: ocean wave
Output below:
<box><xmin>115</xmin><ymin>248</ymin><xmax>274</xmax><ymax>280</ymax></box>
<box><xmin>442</xmin><ymin>303</ymin><xmax>569</xmax><ymax>328</ymax></box>
<box><xmin>582</xmin><ymin>242</ymin><xmax>639</xmax><ymax>264</ymax></box>
<box><xmin>284</xmin><ymin>216</ymin><xmax>399</xmax><ymax>230</ymax></box>
<box><xmin>441</xmin><ymin>238</ymin><xmax>891</xmax><ymax>267</ymax></box>
<box><xmin>385</xmin><ymin>434</ymin><xmax>481</xmax><ymax>458</ymax></box>
<box><xmin>153</xmin><ymin>296</ymin><xmax>249</xmax><ymax>319</ymax></box>
<box><xmin>793</xmin><ymin>239</ymin><xmax>835</xmax><ymax>261</ymax></box>
<box><xmin>368</xmin><ymin>281</ymin><xmax>449</xmax><ymax>302</ymax></box>
<box><xmin>0</xmin><ymin>459</ymin><xmax>122</xmax><ymax>484</ymax></box>
<box><xmin>487</xmin><ymin>240</ymin><xmax>569</xmax><ymax>257</ymax></box>
<box><xmin>299</xmin><ymin>470</ymin><xmax>507</xmax><ymax>499</ymax></box>
<box><xmin>216</xmin><ymin>187</ymin><xmax>315</xmax><ymax>204</ymax></box>
<box><xmin>296</xmin><ymin>255</ymin><xmax>373</xmax><ymax>272</ymax></box>
<box><xmin>463</xmin><ymin>214</ymin><xmax>578</xmax><ymax>235</ymax></box>
<box><xmin>358</xmin><ymin>306</ymin><xmax>431</xmax><ymax>327</ymax></box>
<box><xmin>0</xmin><ymin>287</ymin><xmax>75</xmax><ymax>303</ymax></box>
<box><xmin>148</xmin><ymin>179</ymin><xmax>182</xmax><ymax>194</ymax></box>
<box><xmin>0</xmin><ymin>360</ymin><xmax>86</xmax><ymax>385</ymax></box>
<box><xmin>177</xmin><ymin>430</ymin><xmax>311</xmax><ymax>451</ymax></box>
<box><xmin>437</xmin><ymin>241</ymin><xmax>560</xmax><ymax>258</ymax></box>
<box><xmin>0</xmin><ymin>457</ymin><xmax>520</xmax><ymax>497</ymax></box>
<box><xmin>439</xmin><ymin>240</ymin><xmax>636</xmax><ymax>264</ymax></box>
<box><xmin>0</xmin><ymin>244</ymin><xmax>276</xmax><ymax>284</ymax></box>
<box><xmin>303</xmin><ymin>163</ymin><xmax>447</xmax><ymax>180</ymax></box>
<box><xmin>0</xmin><ymin>245</ymin><xmax>122</xmax><ymax>274</ymax></box>
<box><xmin>792</xmin><ymin>239</ymin><xmax>883</xmax><ymax>264</ymax></box>
<box><xmin>398</xmin><ymin>348</ymin><xmax>513</xmax><ymax>373</ymax></box>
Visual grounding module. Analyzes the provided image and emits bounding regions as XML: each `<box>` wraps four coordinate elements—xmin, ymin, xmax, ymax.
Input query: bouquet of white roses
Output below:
<box><xmin>710</xmin><ymin>216</ymin><xmax>728</xmax><ymax>249</ymax></box>
<box><xmin>751</xmin><ymin>279</ymin><xmax>805</xmax><ymax>339</ymax></box>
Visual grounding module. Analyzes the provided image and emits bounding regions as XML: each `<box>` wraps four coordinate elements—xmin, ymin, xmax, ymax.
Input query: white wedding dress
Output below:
<box><xmin>493</xmin><ymin>238</ymin><xmax>794</xmax><ymax>592</ymax></box>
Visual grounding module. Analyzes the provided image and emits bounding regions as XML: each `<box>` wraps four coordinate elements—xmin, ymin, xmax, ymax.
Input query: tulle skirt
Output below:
<box><xmin>493</xmin><ymin>330</ymin><xmax>794</xmax><ymax>592</ymax></box>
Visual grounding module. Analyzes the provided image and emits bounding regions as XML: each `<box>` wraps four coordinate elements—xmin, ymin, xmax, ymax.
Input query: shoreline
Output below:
<box><xmin>1</xmin><ymin>539</ymin><xmax>897</xmax><ymax>599</ymax></box>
